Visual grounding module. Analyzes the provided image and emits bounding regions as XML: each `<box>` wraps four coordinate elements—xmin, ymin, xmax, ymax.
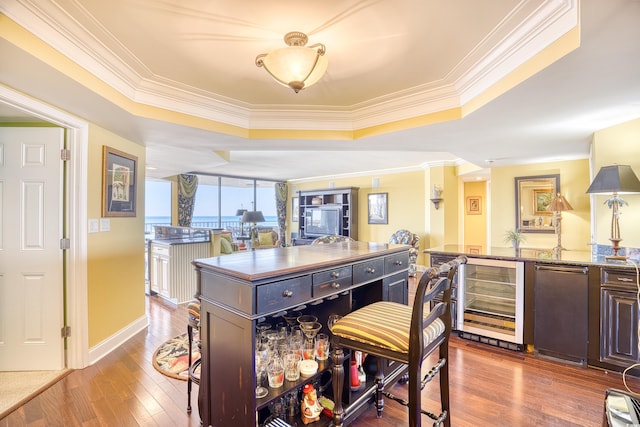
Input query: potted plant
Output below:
<box><xmin>504</xmin><ymin>229</ymin><xmax>525</xmax><ymax>249</ymax></box>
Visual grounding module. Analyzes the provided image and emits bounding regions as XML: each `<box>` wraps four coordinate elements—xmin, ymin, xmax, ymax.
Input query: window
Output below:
<box><xmin>145</xmin><ymin>179</ymin><xmax>171</xmax><ymax>235</ymax></box>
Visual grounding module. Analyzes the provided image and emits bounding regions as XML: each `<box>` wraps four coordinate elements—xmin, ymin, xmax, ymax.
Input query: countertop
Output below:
<box><xmin>193</xmin><ymin>241</ymin><xmax>408</xmax><ymax>282</ymax></box>
<box><xmin>149</xmin><ymin>237</ymin><xmax>210</xmax><ymax>245</ymax></box>
<box><xmin>425</xmin><ymin>245</ymin><xmax>640</xmax><ymax>269</ymax></box>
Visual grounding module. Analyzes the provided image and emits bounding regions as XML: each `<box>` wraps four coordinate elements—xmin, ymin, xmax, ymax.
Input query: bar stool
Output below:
<box><xmin>186</xmin><ymin>299</ymin><xmax>201</xmax><ymax>414</ymax></box>
<box><xmin>330</xmin><ymin>256</ymin><xmax>465</xmax><ymax>427</ymax></box>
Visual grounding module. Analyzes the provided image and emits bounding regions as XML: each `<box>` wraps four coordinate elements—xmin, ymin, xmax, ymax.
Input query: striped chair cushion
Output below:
<box><xmin>331</xmin><ymin>301</ymin><xmax>445</xmax><ymax>354</ymax></box>
<box><xmin>187</xmin><ymin>300</ymin><xmax>200</xmax><ymax>321</ymax></box>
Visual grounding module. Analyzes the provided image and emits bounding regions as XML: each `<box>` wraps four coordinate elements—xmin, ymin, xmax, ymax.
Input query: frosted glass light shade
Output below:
<box><xmin>256</xmin><ymin>32</ymin><xmax>327</xmax><ymax>93</ymax></box>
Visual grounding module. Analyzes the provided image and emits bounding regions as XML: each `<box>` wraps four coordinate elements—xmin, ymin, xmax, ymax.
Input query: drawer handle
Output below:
<box><xmin>366</xmin><ymin>267</ymin><xmax>376</xmax><ymax>274</ymax></box>
<box><xmin>617</xmin><ymin>277</ymin><xmax>634</xmax><ymax>282</ymax></box>
<box><xmin>331</xmin><ymin>282</ymin><xmax>341</xmax><ymax>289</ymax></box>
<box><xmin>394</xmin><ymin>260</ymin><xmax>403</xmax><ymax>266</ymax></box>
<box><xmin>282</xmin><ymin>290</ymin><xmax>293</xmax><ymax>298</ymax></box>
<box><xmin>330</xmin><ymin>272</ymin><xmax>340</xmax><ymax>278</ymax></box>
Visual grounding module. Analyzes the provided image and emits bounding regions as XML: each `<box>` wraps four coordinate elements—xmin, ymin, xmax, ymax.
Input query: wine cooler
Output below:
<box><xmin>458</xmin><ymin>257</ymin><xmax>524</xmax><ymax>346</ymax></box>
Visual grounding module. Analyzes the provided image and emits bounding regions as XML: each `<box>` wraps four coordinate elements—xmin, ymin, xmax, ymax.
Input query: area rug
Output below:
<box><xmin>152</xmin><ymin>333</ymin><xmax>200</xmax><ymax>381</ymax></box>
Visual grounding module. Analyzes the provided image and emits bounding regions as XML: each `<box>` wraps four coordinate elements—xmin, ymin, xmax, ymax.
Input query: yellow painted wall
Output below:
<box><xmin>489</xmin><ymin>159</ymin><xmax>591</xmax><ymax>250</ymax></box>
<box><xmin>592</xmin><ymin>118</ymin><xmax>640</xmax><ymax>248</ymax></box>
<box><xmin>427</xmin><ymin>166</ymin><xmax>459</xmax><ymax>248</ymax></box>
<box><xmin>86</xmin><ymin>124</ymin><xmax>146</xmax><ymax>348</ymax></box>
<box><xmin>290</xmin><ymin>170</ymin><xmax>428</xmax><ymax>266</ymax></box>
<box><xmin>464</xmin><ymin>181</ymin><xmax>487</xmax><ymax>249</ymax></box>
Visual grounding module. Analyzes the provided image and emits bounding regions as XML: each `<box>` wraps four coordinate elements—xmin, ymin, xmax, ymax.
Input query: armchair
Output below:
<box><xmin>253</xmin><ymin>229</ymin><xmax>281</xmax><ymax>249</ymax></box>
<box><xmin>389</xmin><ymin>229</ymin><xmax>420</xmax><ymax>277</ymax></box>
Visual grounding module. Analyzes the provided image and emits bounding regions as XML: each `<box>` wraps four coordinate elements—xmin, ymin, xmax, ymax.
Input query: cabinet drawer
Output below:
<box><xmin>353</xmin><ymin>258</ymin><xmax>384</xmax><ymax>285</ymax></box>
<box><xmin>602</xmin><ymin>268</ymin><xmax>637</xmax><ymax>288</ymax></box>
<box><xmin>385</xmin><ymin>252</ymin><xmax>409</xmax><ymax>275</ymax></box>
<box><xmin>313</xmin><ymin>266</ymin><xmax>352</xmax><ymax>285</ymax></box>
<box><xmin>257</xmin><ymin>276</ymin><xmax>312</xmax><ymax>314</ymax></box>
<box><xmin>151</xmin><ymin>245</ymin><xmax>170</xmax><ymax>256</ymax></box>
<box><xmin>313</xmin><ymin>276</ymin><xmax>352</xmax><ymax>298</ymax></box>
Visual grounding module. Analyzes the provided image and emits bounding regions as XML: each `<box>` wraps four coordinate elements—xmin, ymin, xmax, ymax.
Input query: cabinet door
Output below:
<box><xmin>383</xmin><ymin>272</ymin><xmax>408</xmax><ymax>305</ymax></box>
<box><xmin>601</xmin><ymin>288</ymin><xmax>640</xmax><ymax>366</ymax></box>
<box><xmin>150</xmin><ymin>253</ymin><xmax>160</xmax><ymax>293</ymax></box>
<box><xmin>159</xmin><ymin>256</ymin><xmax>170</xmax><ymax>297</ymax></box>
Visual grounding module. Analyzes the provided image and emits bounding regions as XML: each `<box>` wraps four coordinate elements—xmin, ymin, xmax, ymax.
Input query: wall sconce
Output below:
<box><xmin>586</xmin><ymin>164</ymin><xmax>640</xmax><ymax>261</ymax></box>
<box><xmin>430</xmin><ymin>185</ymin><xmax>443</xmax><ymax>210</ymax></box>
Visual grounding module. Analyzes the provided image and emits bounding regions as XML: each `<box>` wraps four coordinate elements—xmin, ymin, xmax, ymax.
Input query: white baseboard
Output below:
<box><xmin>88</xmin><ymin>315</ymin><xmax>149</xmax><ymax>365</ymax></box>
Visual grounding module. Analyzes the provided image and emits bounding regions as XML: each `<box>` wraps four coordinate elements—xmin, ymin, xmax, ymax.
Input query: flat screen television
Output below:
<box><xmin>304</xmin><ymin>206</ymin><xmax>342</xmax><ymax>238</ymax></box>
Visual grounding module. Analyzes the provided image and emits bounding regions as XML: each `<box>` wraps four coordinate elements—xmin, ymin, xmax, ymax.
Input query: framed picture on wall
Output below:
<box><xmin>102</xmin><ymin>146</ymin><xmax>137</xmax><ymax>217</ymax></box>
<box><xmin>368</xmin><ymin>192</ymin><xmax>388</xmax><ymax>224</ymax></box>
<box><xmin>533</xmin><ymin>189</ymin><xmax>554</xmax><ymax>215</ymax></box>
<box><xmin>466</xmin><ymin>196</ymin><xmax>482</xmax><ymax>215</ymax></box>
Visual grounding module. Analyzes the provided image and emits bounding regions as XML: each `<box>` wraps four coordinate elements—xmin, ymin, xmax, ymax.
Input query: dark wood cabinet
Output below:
<box><xmin>533</xmin><ymin>264</ymin><xmax>589</xmax><ymax>364</ymax></box>
<box><xmin>296</xmin><ymin>187</ymin><xmax>358</xmax><ymax>244</ymax></box>
<box><xmin>193</xmin><ymin>243</ymin><xmax>408</xmax><ymax>427</ymax></box>
<box><xmin>599</xmin><ymin>267</ymin><xmax>640</xmax><ymax>372</ymax></box>
<box><xmin>383</xmin><ymin>272</ymin><xmax>408</xmax><ymax>305</ymax></box>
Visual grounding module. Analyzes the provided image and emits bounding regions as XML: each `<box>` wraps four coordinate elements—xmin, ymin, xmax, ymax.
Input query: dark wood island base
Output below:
<box><xmin>192</xmin><ymin>242</ymin><xmax>410</xmax><ymax>427</ymax></box>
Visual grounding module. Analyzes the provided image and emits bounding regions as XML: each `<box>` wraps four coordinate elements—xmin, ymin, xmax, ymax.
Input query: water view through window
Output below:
<box><xmin>145</xmin><ymin>177</ymin><xmax>279</xmax><ymax>237</ymax></box>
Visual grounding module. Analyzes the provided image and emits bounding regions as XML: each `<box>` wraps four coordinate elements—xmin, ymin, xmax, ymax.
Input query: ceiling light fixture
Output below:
<box><xmin>256</xmin><ymin>32</ymin><xmax>328</xmax><ymax>93</ymax></box>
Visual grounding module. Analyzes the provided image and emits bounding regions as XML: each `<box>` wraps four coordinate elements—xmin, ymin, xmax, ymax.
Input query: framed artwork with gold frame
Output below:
<box><xmin>466</xmin><ymin>196</ymin><xmax>482</xmax><ymax>215</ymax></box>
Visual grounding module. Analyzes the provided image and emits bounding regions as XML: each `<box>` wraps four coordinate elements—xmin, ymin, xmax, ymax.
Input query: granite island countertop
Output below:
<box><xmin>425</xmin><ymin>244</ymin><xmax>640</xmax><ymax>269</ymax></box>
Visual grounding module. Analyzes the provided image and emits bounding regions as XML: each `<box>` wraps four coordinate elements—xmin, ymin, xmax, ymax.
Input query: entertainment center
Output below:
<box><xmin>294</xmin><ymin>187</ymin><xmax>358</xmax><ymax>245</ymax></box>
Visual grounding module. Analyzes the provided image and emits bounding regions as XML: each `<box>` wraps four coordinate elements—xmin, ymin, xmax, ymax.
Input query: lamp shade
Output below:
<box><xmin>548</xmin><ymin>193</ymin><xmax>573</xmax><ymax>212</ymax></box>
<box><xmin>242</xmin><ymin>210</ymin><xmax>265</xmax><ymax>223</ymax></box>
<box><xmin>235</xmin><ymin>208</ymin><xmax>247</xmax><ymax>217</ymax></box>
<box><xmin>586</xmin><ymin>165</ymin><xmax>640</xmax><ymax>194</ymax></box>
<box><xmin>256</xmin><ymin>32</ymin><xmax>328</xmax><ymax>93</ymax></box>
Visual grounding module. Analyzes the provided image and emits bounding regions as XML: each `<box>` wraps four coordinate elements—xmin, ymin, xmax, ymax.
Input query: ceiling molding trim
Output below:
<box><xmin>288</xmin><ymin>158</ymin><xmax>467</xmax><ymax>184</ymax></box>
<box><xmin>0</xmin><ymin>0</ymin><xmax>578</xmax><ymax>141</ymax></box>
<box><xmin>453</xmin><ymin>0</ymin><xmax>578</xmax><ymax>105</ymax></box>
<box><xmin>287</xmin><ymin>164</ymin><xmax>429</xmax><ymax>184</ymax></box>
<box><xmin>1</xmin><ymin>1</ymin><xmax>145</xmax><ymax>98</ymax></box>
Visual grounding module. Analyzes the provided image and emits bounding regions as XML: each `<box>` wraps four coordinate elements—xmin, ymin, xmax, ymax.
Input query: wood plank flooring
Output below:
<box><xmin>2</xmin><ymin>278</ymin><xmax>639</xmax><ymax>426</ymax></box>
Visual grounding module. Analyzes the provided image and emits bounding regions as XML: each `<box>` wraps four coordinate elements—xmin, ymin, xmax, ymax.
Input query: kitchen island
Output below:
<box><xmin>193</xmin><ymin>241</ymin><xmax>410</xmax><ymax>427</ymax></box>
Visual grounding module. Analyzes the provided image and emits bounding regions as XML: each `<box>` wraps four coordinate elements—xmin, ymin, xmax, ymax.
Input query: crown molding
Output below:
<box><xmin>288</xmin><ymin>158</ymin><xmax>464</xmax><ymax>184</ymax></box>
<box><xmin>2</xmin><ymin>0</ymin><xmax>578</xmax><ymax>134</ymax></box>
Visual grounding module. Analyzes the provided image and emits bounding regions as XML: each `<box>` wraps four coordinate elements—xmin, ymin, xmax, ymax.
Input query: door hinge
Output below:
<box><xmin>60</xmin><ymin>238</ymin><xmax>70</xmax><ymax>250</ymax></box>
<box><xmin>61</xmin><ymin>149</ymin><xmax>71</xmax><ymax>161</ymax></box>
<box><xmin>61</xmin><ymin>325</ymin><xmax>71</xmax><ymax>338</ymax></box>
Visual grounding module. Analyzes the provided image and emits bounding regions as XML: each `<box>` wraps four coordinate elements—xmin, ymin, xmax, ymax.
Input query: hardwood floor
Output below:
<box><xmin>2</xmin><ymin>280</ymin><xmax>639</xmax><ymax>427</ymax></box>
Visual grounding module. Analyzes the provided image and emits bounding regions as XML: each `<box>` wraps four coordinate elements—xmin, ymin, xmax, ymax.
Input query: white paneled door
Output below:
<box><xmin>0</xmin><ymin>127</ymin><xmax>65</xmax><ymax>370</ymax></box>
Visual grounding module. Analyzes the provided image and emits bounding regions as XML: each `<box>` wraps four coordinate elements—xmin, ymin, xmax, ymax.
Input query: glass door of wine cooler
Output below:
<box><xmin>458</xmin><ymin>258</ymin><xmax>524</xmax><ymax>344</ymax></box>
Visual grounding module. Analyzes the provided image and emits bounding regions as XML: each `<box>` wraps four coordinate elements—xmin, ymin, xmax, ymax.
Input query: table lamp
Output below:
<box><xmin>242</xmin><ymin>210</ymin><xmax>265</xmax><ymax>248</ymax></box>
<box><xmin>235</xmin><ymin>208</ymin><xmax>247</xmax><ymax>235</ymax></box>
<box><xmin>586</xmin><ymin>164</ymin><xmax>640</xmax><ymax>261</ymax></box>
<box><xmin>548</xmin><ymin>193</ymin><xmax>573</xmax><ymax>252</ymax></box>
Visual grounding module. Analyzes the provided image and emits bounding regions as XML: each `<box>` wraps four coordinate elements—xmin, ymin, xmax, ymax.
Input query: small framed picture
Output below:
<box><xmin>533</xmin><ymin>189</ymin><xmax>553</xmax><ymax>215</ymax></box>
<box><xmin>102</xmin><ymin>146</ymin><xmax>137</xmax><ymax>217</ymax></box>
<box><xmin>466</xmin><ymin>245</ymin><xmax>482</xmax><ymax>255</ymax></box>
<box><xmin>368</xmin><ymin>193</ymin><xmax>388</xmax><ymax>224</ymax></box>
<box><xmin>292</xmin><ymin>197</ymin><xmax>299</xmax><ymax>222</ymax></box>
<box><xmin>466</xmin><ymin>196</ymin><xmax>482</xmax><ymax>215</ymax></box>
